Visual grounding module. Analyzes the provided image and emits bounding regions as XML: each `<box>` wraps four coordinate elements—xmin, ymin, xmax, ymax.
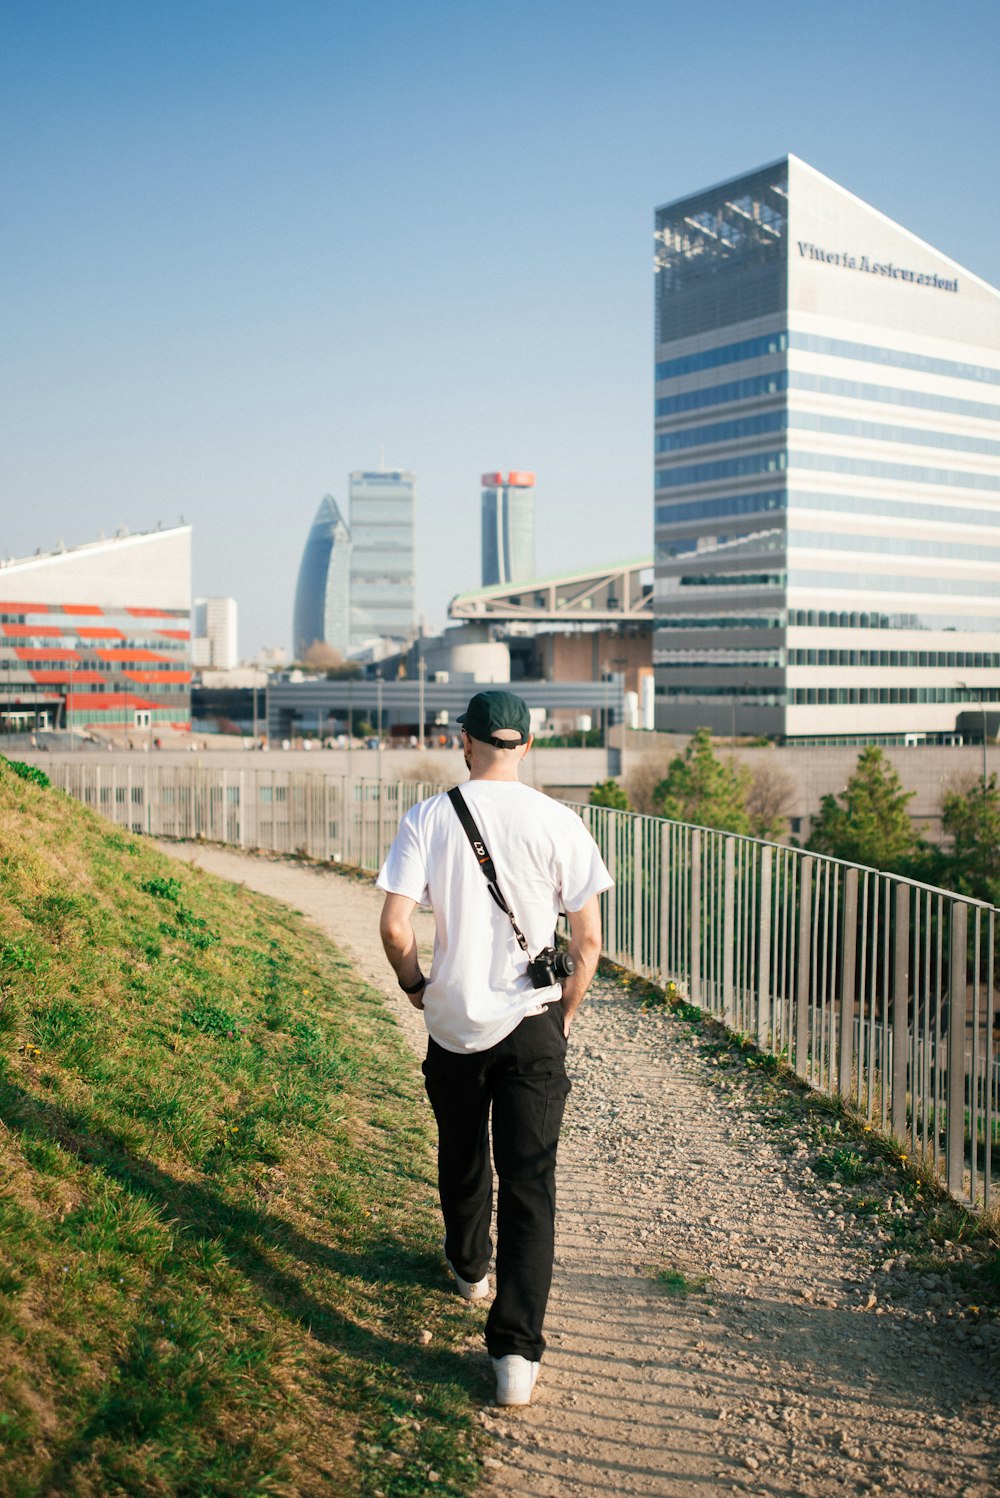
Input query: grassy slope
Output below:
<box><xmin>0</xmin><ymin>759</ymin><xmax>484</xmax><ymax>1497</ymax></box>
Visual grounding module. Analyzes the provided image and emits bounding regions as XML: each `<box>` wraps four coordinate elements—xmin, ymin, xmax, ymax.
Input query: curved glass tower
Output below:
<box><xmin>293</xmin><ymin>495</ymin><xmax>352</xmax><ymax>660</ymax></box>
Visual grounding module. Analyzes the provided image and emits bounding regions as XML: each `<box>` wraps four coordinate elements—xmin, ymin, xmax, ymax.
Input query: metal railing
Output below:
<box><xmin>36</xmin><ymin>758</ymin><xmax>999</xmax><ymax>1211</ymax></box>
<box><xmin>579</xmin><ymin>803</ymin><xmax>998</xmax><ymax>1213</ymax></box>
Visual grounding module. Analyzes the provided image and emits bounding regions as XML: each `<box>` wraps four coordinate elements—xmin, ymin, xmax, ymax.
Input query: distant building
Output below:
<box><xmin>348</xmin><ymin>470</ymin><xmax>416</xmax><ymax>650</ymax></box>
<box><xmin>192</xmin><ymin>596</ymin><xmax>238</xmax><ymax>670</ymax></box>
<box><xmin>449</xmin><ymin>556</ymin><xmax>653</xmax><ymax>696</ymax></box>
<box><xmin>293</xmin><ymin>495</ymin><xmax>352</xmax><ymax>660</ymax></box>
<box><xmin>0</xmin><ymin>526</ymin><xmax>191</xmax><ymax>735</ymax></box>
<box><xmin>481</xmin><ymin>471</ymin><xmax>536</xmax><ymax>586</ymax></box>
<box><xmin>653</xmin><ymin>155</ymin><xmax>1000</xmax><ymax>743</ymax></box>
<box><xmin>255</xmin><ymin>645</ymin><xmax>288</xmax><ymax>671</ymax></box>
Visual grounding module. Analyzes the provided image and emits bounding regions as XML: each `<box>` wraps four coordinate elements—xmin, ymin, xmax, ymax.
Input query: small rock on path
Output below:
<box><xmin>160</xmin><ymin>844</ymin><xmax>999</xmax><ymax>1498</ymax></box>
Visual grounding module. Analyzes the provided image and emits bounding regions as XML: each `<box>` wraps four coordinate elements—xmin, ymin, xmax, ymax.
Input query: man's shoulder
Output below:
<box><xmin>491</xmin><ymin>784</ymin><xmax>592</xmax><ymax>837</ymax></box>
<box><xmin>403</xmin><ymin>786</ymin><xmax>447</xmax><ymax>812</ymax></box>
<box><xmin>400</xmin><ymin>787</ymin><xmax>457</xmax><ymax>832</ymax></box>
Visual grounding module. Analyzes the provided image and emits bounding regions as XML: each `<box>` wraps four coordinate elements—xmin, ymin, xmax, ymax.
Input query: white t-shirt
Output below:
<box><xmin>376</xmin><ymin>780</ymin><xmax>614</xmax><ymax>1054</ymax></box>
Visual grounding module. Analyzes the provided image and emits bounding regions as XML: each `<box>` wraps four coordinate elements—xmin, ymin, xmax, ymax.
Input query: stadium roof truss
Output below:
<box><xmin>449</xmin><ymin>557</ymin><xmax>653</xmax><ymax>623</ymax></box>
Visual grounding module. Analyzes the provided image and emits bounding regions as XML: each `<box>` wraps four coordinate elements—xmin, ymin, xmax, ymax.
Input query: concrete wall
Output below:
<box><xmin>13</xmin><ymin>744</ymin><xmax>615</xmax><ymax>796</ymax></box>
<box><xmin>15</xmin><ymin>735</ymin><xmax>992</xmax><ymax>834</ymax></box>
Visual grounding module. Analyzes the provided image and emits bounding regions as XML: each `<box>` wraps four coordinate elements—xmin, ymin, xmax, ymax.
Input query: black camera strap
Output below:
<box><xmin>447</xmin><ymin>786</ymin><xmax>531</xmax><ymax>957</ymax></box>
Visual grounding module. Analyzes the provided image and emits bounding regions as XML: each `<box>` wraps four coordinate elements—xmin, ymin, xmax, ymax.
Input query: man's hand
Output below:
<box><xmin>559</xmin><ymin>895</ymin><xmax>603</xmax><ymax>1037</ymax></box>
<box><xmin>405</xmin><ymin>980</ymin><xmax>427</xmax><ymax>1011</ymax></box>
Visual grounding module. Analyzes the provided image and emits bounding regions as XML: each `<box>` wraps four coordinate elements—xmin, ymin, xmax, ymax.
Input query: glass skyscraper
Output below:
<box><xmin>348</xmin><ymin>470</ymin><xmax>416</xmax><ymax>649</ymax></box>
<box><xmin>653</xmin><ymin>156</ymin><xmax>1000</xmax><ymax>742</ymax></box>
<box><xmin>481</xmin><ymin>471</ymin><xmax>536</xmax><ymax>587</ymax></box>
<box><xmin>293</xmin><ymin>495</ymin><xmax>352</xmax><ymax>659</ymax></box>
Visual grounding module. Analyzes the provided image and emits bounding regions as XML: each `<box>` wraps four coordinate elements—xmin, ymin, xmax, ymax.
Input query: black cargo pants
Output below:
<box><xmin>422</xmin><ymin>1000</ymin><xmax>571</xmax><ymax>1362</ymax></box>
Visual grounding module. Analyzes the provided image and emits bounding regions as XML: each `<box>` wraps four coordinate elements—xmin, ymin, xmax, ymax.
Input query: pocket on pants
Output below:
<box><xmin>537</xmin><ymin>1069</ymin><xmax>571</xmax><ymax>1172</ymax></box>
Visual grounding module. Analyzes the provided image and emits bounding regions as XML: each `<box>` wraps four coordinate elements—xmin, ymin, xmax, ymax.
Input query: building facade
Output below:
<box><xmin>193</xmin><ymin>596</ymin><xmax>238</xmax><ymax>670</ymax></box>
<box><xmin>0</xmin><ymin>526</ymin><xmax>192</xmax><ymax>735</ymax></box>
<box><xmin>653</xmin><ymin>156</ymin><xmax>1000</xmax><ymax>742</ymax></box>
<box><xmin>293</xmin><ymin>495</ymin><xmax>352</xmax><ymax>660</ymax></box>
<box><xmin>348</xmin><ymin>470</ymin><xmax>416</xmax><ymax>650</ymax></box>
<box><xmin>481</xmin><ymin>471</ymin><xmax>536</xmax><ymax>586</ymax></box>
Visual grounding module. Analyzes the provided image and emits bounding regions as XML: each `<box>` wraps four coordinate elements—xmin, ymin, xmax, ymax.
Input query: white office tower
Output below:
<box><xmin>348</xmin><ymin>470</ymin><xmax>416</xmax><ymax>650</ymax></box>
<box><xmin>192</xmin><ymin>597</ymin><xmax>238</xmax><ymax>670</ymax></box>
<box><xmin>653</xmin><ymin>156</ymin><xmax>1000</xmax><ymax>743</ymax></box>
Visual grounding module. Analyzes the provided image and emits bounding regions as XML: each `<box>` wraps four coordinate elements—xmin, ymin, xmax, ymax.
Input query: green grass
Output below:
<box><xmin>0</xmin><ymin>758</ymin><xmax>485</xmax><ymax>1497</ymax></box>
<box><xmin>652</xmin><ymin>1265</ymin><xmax>711</xmax><ymax>1296</ymax></box>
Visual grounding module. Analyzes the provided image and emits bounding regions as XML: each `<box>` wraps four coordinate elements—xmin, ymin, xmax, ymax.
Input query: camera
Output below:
<box><xmin>526</xmin><ymin>946</ymin><xmax>575</xmax><ymax>989</ymax></box>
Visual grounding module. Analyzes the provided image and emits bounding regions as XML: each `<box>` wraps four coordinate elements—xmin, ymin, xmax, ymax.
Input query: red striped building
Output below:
<box><xmin>0</xmin><ymin>526</ymin><xmax>192</xmax><ymax>736</ymax></box>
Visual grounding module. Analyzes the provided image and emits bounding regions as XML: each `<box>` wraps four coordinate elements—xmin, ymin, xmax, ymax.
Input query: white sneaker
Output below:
<box><xmin>445</xmin><ymin>1255</ymin><xmax>490</xmax><ymax>1302</ymax></box>
<box><xmin>492</xmin><ymin>1354</ymin><xmax>540</xmax><ymax>1406</ymax></box>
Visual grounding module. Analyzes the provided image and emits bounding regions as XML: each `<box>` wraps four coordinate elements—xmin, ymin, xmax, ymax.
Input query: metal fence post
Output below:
<box><xmin>722</xmin><ymin>837</ymin><xmax>736</xmax><ymax>1027</ymax></box>
<box><xmin>946</xmin><ymin>901</ymin><xmax>968</xmax><ymax>1195</ymax></box>
<box><xmin>891</xmin><ymin>883</ymin><xmax>910</xmax><ymax>1143</ymax></box>
<box><xmin>838</xmin><ymin>867</ymin><xmax>858</xmax><ymax>1101</ymax></box>
<box><xmin>659</xmin><ymin>819</ymin><xmax>671</xmax><ymax>988</ymax></box>
<box><xmin>757</xmin><ymin>846</ymin><xmax>772</xmax><ymax>1049</ymax></box>
<box><xmin>689</xmin><ymin>829</ymin><xmax>701</xmax><ymax>1006</ymax></box>
<box><xmin>795</xmin><ymin>857</ymin><xmax>813</xmax><ymax>1079</ymax></box>
<box><xmin>632</xmin><ymin>819</ymin><xmax>644</xmax><ymax>974</ymax></box>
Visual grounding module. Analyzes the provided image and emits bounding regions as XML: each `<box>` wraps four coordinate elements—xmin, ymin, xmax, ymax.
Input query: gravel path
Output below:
<box><xmin>160</xmin><ymin>843</ymin><xmax>999</xmax><ymax>1498</ymax></box>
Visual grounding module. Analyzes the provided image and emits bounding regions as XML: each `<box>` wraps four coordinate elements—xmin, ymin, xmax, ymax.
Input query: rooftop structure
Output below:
<box><xmin>450</xmin><ymin>557</ymin><xmax>653</xmax><ymax>623</ymax></box>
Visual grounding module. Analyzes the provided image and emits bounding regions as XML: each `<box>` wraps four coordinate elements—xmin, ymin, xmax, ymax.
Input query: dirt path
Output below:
<box><xmin>160</xmin><ymin>843</ymin><xmax>999</xmax><ymax>1498</ymax></box>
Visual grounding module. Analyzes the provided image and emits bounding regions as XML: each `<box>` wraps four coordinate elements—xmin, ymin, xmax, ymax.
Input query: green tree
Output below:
<box><xmin>940</xmin><ymin>774</ymin><xmax>1000</xmax><ymax>906</ymax></box>
<box><xmin>806</xmin><ymin>745</ymin><xmax>924</xmax><ymax>872</ymax></box>
<box><xmin>589</xmin><ymin>778</ymin><xmax>630</xmax><ymax>810</ymax></box>
<box><xmin>653</xmin><ymin>727</ymin><xmax>751</xmax><ymax>834</ymax></box>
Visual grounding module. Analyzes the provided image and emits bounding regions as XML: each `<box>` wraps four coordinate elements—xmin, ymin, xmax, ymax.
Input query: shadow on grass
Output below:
<box><xmin>1</xmin><ymin>1076</ymin><xmax>483</xmax><ymax>1483</ymax></box>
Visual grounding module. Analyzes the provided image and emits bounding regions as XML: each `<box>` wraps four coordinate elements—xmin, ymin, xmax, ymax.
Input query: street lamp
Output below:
<box><xmin>376</xmin><ymin>673</ymin><xmax>383</xmax><ymax>783</ymax></box>
<box><xmin>347</xmin><ymin>677</ymin><xmax>354</xmax><ymax>779</ymax></box>
<box><xmin>958</xmin><ymin>681</ymin><xmax>988</xmax><ymax>791</ymax></box>
<box><xmin>609</xmin><ymin>655</ymin><xmax>628</xmax><ymax>779</ymax></box>
<box><xmin>602</xmin><ymin>667</ymin><xmax>610</xmax><ymax>759</ymax></box>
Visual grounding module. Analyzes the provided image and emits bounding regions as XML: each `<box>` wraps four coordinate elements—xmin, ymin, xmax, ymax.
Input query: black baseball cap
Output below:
<box><xmin>458</xmin><ymin>690</ymin><xmax>531</xmax><ymax>747</ymax></box>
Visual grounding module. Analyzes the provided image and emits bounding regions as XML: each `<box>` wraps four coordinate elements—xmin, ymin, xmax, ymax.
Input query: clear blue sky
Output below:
<box><xmin>3</xmin><ymin>0</ymin><xmax>998</xmax><ymax>657</ymax></box>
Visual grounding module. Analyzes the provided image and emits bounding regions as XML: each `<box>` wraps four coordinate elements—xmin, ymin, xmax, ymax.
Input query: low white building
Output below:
<box><xmin>0</xmin><ymin>525</ymin><xmax>191</xmax><ymax>734</ymax></box>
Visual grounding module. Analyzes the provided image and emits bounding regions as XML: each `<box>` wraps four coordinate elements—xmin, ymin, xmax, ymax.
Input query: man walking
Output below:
<box><xmin>377</xmin><ymin>690</ymin><xmax>612</xmax><ymax>1406</ymax></box>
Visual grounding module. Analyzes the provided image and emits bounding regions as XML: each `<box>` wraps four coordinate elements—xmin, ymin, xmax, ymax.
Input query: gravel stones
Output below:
<box><xmin>162</xmin><ymin>846</ymin><xmax>1000</xmax><ymax>1498</ymax></box>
